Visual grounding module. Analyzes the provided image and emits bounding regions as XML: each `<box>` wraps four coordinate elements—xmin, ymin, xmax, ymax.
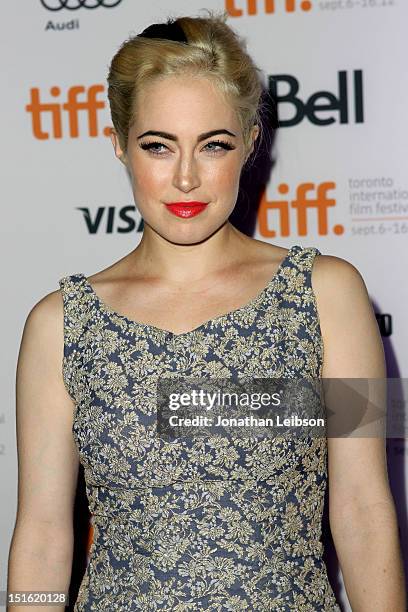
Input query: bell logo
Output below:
<box><xmin>258</xmin><ymin>182</ymin><xmax>344</xmax><ymax>237</ymax></box>
<box><xmin>270</xmin><ymin>70</ymin><xmax>364</xmax><ymax>127</ymax></box>
<box><xmin>25</xmin><ymin>85</ymin><xmax>110</xmax><ymax>139</ymax></box>
<box><xmin>226</xmin><ymin>0</ymin><xmax>312</xmax><ymax>17</ymax></box>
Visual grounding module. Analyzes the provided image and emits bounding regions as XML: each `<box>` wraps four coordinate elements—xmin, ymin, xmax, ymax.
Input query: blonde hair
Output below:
<box><xmin>107</xmin><ymin>9</ymin><xmax>266</xmax><ymax>166</ymax></box>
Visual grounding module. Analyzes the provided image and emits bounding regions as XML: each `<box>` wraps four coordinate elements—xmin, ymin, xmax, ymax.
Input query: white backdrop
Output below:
<box><xmin>1</xmin><ymin>0</ymin><xmax>407</xmax><ymax>609</ymax></box>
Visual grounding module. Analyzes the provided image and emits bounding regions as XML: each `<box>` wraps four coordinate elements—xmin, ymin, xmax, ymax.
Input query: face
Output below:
<box><xmin>111</xmin><ymin>75</ymin><xmax>259</xmax><ymax>245</ymax></box>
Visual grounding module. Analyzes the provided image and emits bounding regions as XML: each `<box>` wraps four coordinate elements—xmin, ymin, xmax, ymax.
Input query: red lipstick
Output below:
<box><xmin>165</xmin><ymin>201</ymin><xmax>208</xmax><ymax>218</ymax></box>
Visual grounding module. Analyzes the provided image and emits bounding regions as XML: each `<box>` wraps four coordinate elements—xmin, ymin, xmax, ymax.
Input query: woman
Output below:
<box><xmin>8</xmin><ymin>10</ymin><xmax>405</xmax><ymax>611</ymax></box>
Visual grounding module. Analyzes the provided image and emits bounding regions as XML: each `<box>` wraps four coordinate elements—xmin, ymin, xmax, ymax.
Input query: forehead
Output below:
<box><xmin>132</xmin><ymin>75</ymin><xmax>239</xmax><ymax>131</ymax></box>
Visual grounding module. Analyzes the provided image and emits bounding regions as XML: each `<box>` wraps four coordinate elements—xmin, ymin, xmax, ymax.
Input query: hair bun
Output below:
<box><xmin>137</xmin><ymin>20</ymin><xmax>188</xmax><ymax>43</ymax></box>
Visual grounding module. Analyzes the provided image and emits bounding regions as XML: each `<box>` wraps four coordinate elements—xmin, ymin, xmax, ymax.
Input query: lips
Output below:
<box><xmin>165</xmin><ymin>201</ymin><xmax>208</xmax><ymax>218</ymax></box>
<box><xmin>166</xmin><ymin>201</ymin><xmax>208</xmax><ymax>206</ymax></box>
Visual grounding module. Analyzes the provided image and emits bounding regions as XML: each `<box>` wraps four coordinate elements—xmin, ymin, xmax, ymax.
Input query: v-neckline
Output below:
<box><xmin>79</xmin><ymin>245</ymin><xmax>299</xmax><ymax>339</ymax></box>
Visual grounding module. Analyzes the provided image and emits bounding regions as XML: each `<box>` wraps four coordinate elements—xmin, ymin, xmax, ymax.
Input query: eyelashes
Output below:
<box><xmin>139</xmin><ymin>139</ymin><xmax>235</xmax><ymax>157</ymax></box>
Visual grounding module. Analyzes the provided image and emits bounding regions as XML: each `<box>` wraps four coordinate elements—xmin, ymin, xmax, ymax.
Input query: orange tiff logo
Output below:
<box><xmin>25</xmin><ymin>85</ymin><xmax>110</xmax><ymax>139</ymax></box>
<box><xmin>226</xmin><ymin>0</ymin><xmax>312</xmax><ymax>16</ymax></box>
<box><xmin>258</xmin><ymin>182</ymin><xmax>344</xmax><ymax>237</ymax></box>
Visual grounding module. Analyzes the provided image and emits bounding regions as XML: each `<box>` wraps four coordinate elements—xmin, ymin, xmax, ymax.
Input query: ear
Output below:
<box><xmin>248</xmin><ymin>124</ymin><xmax>260</xmax><ymax>155</ymax></box>
<box><xmin>110</xmin><ymin>129</ymin><xmax>128</xmax><ymax>166</ymax></box>
<box><xmin>244</xmin><ymin>124</ymin><xmax>260</xmax><ymax>163</ymax></box>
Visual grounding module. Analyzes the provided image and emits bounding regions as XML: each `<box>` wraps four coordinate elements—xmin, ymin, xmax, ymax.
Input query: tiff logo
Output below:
<box><xmin>226</xmin><ymin>0</ymin><xmax>312</xmax><ymax>16</ymax></box>
<box><xmin>25</xmin><ymin>85</ymin><xmax>109</xmax><ymax>139</ymax></box>
<box><xmin>258</xmin><ymin>182</ymin><xmax>344</xmax><ymax>237</ymax></box>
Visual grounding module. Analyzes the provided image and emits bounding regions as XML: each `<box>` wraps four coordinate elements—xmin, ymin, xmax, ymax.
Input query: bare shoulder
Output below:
<box><xmin>25</xmin><ymin>287</ymin><xmax>63</xmax><ymax>328</ymax></box>
<box><xmin>21</xmin><ymin>287</ymin><xmax>65</xmax><ymax>355</ymax></box>
<box><xmin>311</xmin><ymin>251</ymin><xmax>372</xmax><ymax>322</ymax></box>
<box><xmin>312</xmin><ymin>252</ymin><xmax>371</xmax><ymax>311</ymax></box>
<box><xmin>311</xmin><ymin>251</ymin><xmax>384</xmax><ymax>378</ymax></box>
<box><xmin>313</xmin><ymin>251</ymin><xmax>367</xmax><ymax>286</ymax></box>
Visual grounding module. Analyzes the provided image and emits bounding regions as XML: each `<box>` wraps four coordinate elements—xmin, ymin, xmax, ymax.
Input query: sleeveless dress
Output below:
<box><xmin>59</xmin><ymin>244</ymin><xmax>341</xmax><ymax>611</ymax></box>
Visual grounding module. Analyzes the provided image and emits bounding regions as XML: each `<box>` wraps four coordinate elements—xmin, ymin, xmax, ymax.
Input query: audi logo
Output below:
<box><xmin>40</xmin><ymin>0</ymin><xmax>123</xmax><ymax>10</ymax></box>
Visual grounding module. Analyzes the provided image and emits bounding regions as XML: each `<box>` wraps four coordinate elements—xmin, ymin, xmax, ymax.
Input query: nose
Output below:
<box><xmin>172</xmin><ymin>153</ymin><xmax>201</xmax><ymax>193</ymax></box>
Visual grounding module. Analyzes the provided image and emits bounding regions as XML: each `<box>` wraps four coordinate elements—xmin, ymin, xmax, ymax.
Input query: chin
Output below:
<box><xmin>160</xmin><ymin>220</ymin><xmax>228</xmax><ymax>245</ymax></box>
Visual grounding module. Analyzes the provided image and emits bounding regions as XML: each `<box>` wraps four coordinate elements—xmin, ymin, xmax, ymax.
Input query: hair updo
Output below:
<box><xmin>107</xmin><ymin>9</ymin><xmax>265</xmax><ymax>166</ymax></box>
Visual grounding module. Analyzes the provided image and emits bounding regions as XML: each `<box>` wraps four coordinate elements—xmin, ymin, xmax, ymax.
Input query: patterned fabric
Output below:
<box><xmin>59</xmin><ymin>244</ymin><xmax>341</xmax><ymax>611</ymax></box>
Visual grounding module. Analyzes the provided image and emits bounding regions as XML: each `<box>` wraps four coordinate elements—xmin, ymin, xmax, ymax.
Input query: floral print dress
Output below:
<box><xmin>59</xmin><ymin>244</ymin><xmax>341</xmax><ymax>611</ymax></box>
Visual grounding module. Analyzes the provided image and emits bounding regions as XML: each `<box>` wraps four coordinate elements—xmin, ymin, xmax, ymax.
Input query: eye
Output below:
<box><xmin>139</xmin><ymin>139</ymin><xmax>235</xmax><ymax>157</ymax></box>
<box><xmin>139</xmin><ymin>141</ymin><xmax>168</xmax><ymax>156</ymax></box>
<box><xmin>204</xmin><ymin>139</ymin><xmax>235</xmax><ymax>154</ymax></box>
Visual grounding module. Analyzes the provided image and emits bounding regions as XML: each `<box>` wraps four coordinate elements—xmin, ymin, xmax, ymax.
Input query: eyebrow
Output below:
<box><xmin>136</xmin><ymin>129</ymin><xmax>237</xmax><ymax>142</ymax></box>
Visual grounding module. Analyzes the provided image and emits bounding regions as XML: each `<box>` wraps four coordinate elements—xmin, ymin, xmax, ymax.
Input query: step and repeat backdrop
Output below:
<box><xmin>1</xmin><ymin>0</ymin><xmax>407</xmax><ymax>609</ymax></box>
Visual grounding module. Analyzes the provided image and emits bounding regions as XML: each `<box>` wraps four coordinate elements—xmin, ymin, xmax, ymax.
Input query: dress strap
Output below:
<box><xmin>58</xmin><ymin>273</ymin><xmax>90</xmax><ymax>337</ymax></box>
<box><xmin>288</xmin><ymin>245</ymin><xmax>322</xmax><ymax>288</ymax></box>
<box><xmin>58</xmin><ymin>273</ymin><xmax>90</xmax><ymax>404</ymax></box>
<box><xmin>278</xmin><ymin>245</ymin><xmax>323</xmax><ymax>377</ymax></box>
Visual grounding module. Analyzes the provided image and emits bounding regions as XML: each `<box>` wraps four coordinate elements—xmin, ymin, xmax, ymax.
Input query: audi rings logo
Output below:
<box><xmin>40</xmin><ymin>0</ymin><xmax>123</xmax><ymax>11</ymax></box>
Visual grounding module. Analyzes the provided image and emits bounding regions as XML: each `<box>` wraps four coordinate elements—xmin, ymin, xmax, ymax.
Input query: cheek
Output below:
<box><xmin>130</xmin><ymin>160</ymin><xmax>168</xmax><ymax>195</ymax></box>
<box><xmin>208</xmin><ymin>159</ymin><xmax>242</xmax><ymax>192</ymax></box>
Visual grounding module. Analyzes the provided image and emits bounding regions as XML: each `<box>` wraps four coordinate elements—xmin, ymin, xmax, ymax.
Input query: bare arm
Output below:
<box><xmin>7</xmin><ymin>288</ymin><xmax>79</xmax><ymax>611</ymax></box>
<box><xmin>313</xmin><ymin>254</ymin><xmax>406</xmax><ymax>611</ymax></box>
